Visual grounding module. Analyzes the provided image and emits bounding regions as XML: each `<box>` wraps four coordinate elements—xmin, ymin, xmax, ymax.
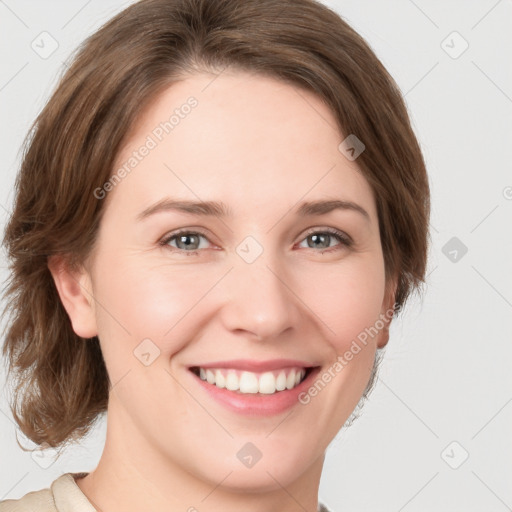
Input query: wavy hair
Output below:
<box><xmin>1</xmin><ymin>0</ymin><xmax>430</xmax><ymax>450</ymax></box>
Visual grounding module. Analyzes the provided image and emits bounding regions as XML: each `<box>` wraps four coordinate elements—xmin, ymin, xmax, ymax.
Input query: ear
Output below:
<box><xmin>376</xmin><ymin>275</ymin><xmax>398</xmax><ymax>349</ymax></box>
<box><xmin>47</xmin><ymin>254</ymin><xmax>98</xmax><ymax>339</ymax></box>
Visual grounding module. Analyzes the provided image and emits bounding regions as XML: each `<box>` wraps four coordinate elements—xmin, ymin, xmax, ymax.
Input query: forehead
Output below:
<box><xmin>108</xmin><ymin>71</ymin><xmax>377</xmax><ymax>223</ymax></box>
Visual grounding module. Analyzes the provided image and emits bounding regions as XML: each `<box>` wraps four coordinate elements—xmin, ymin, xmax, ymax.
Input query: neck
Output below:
<box><xmin>76</xmin><ymin>394</ymin><xmax>325</xmax><ymax>512</ymax></box>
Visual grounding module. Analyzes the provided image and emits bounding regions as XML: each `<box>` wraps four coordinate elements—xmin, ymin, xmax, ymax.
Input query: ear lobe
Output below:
<box><xmin>377</xmin><ymin>321</ymin><xmax>392</xmax><ymax>349</ymax></box>
<box><xmin>376</xmin><ymin>276</ymin><xmax>399</xmax><ymax>349</ymax></box>
<box><xmin>47</xmin><ymin>254</ymin><xmax>98</xmax><ymax>339</ymax></box>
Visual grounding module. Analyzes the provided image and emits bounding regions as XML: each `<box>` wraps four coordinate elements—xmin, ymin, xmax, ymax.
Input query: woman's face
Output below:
<box><xmin>67</xmin><ymin>70</ymin><xmax>395</xmax><ymax>491</ymax></box>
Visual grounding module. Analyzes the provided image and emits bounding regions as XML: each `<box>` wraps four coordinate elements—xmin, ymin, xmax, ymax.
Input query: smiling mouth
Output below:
<box><xmin>189</xmin><ymin>366</ymin><xmax>316</xmax><ymax>395</ymax></box>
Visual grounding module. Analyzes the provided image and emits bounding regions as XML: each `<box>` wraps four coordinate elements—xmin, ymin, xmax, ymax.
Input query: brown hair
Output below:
<box><xmin>1</xmin><ymin>0</ymin><xmax>430</xmax><ymax>450</ymax></box>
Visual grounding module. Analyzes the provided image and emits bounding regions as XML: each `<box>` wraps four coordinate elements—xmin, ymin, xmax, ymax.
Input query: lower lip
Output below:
<box><xmin>189</xmin><ymin>367</ymin><xmax>321</xmax><ymax>416</ymax></box>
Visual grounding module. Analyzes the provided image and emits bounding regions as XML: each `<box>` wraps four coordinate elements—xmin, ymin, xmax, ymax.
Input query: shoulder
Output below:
<box><xmin>0</xmin><ymin>485</ymin><xmax>55</xmax><ymax>512</ymax></box>
<box><xmin>0</xmin><ymin>473</ymin><xmax>90</xmax><ymax>512</ymax></box>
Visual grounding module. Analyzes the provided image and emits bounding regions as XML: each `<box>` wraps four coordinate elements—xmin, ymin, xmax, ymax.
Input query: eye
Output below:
<box><xmin>159</xmin><ymin>227</ymin><xmax>352</xmax><ymax>255</ymax></box>
<box><xmin>160</xmin><ymin>229</ymin><xmax>211</xmax><ymax>255</ymax></box>
<box><xmin>297</xmin><ymin>228</ymin><xmax>352</xmax><ymax>252</ymax></box>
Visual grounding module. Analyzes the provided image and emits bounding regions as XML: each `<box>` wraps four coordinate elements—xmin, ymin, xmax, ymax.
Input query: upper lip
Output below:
<box><xmin>189</xmin><ymin>359</ymin><xmax>318</xmax><ymax>372</ymax></box>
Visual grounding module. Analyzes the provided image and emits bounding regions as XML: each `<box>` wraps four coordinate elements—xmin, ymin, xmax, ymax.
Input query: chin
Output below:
<box><xmin>193</xmin><ymin>445</ymin><xmax>318</xmax><ymax>493</ymax></box>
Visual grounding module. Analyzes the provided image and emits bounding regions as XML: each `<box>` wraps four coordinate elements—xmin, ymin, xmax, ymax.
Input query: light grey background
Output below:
<box><xmin>1</xmin><ymin>1</ymin><xmax>511</xmax><ymax>510</ymax></box>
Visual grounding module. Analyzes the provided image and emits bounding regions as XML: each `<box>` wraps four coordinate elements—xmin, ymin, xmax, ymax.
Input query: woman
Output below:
<box><xmin>0</xmin><ymin>0</ymin><xmax>430</xmax><ymax>511</ymax></box>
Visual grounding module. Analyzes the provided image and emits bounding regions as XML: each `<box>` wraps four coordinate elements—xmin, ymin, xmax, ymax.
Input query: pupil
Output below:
<box><xmin>176</xmin><ymin>233</ymin><xmax>331</xmax><ymax>251</ymax></box>
<box><xmin>310</xmin><ymin>233</ymin><xmax>328</xmax><ymax>248</ymax></box>
<box><xmin>179</xmin><ymin>234</ymin><xmax>197</xmax><ymax>249</ymax></box>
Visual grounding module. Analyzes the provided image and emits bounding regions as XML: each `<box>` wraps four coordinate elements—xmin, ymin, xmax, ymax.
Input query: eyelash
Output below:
<box><xmin>159</xmin><ymin>227</ymin><xmax>353</xmax><ymax>256</ymax></box>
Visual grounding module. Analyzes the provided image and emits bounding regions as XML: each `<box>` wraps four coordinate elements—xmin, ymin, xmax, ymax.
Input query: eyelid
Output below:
<box><xmin>159</xmin><ymin>226</ymin><xmax>353</xmax><ymax>252</ymax></box>
<box><xmin>159</xmin><ymin>228</ymin><xmax>215</xmax><ymax>248</ymax></box>
<box><xmin>300</xmin><ymin>226</ymin><xmax>353</xmax><ymax>246</ymax></box>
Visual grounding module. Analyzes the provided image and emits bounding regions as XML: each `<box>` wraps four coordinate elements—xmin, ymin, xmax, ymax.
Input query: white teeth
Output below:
<box><xmin>206</xmin><ymin>369</ymin><xmax>215</xmax><ymax>384</ymax></box>
<box><xmin>286</xmin><ymin>371</ymin><xmax>295</xmax><ymax>390</ymax></box>
<box><xmin>276</xmin><ymin>371</ymin><xmax>287</xmax><ymax>391</ymax></box>
<box><xmin>239</xmin><ymin>372</ymin><xmax>259</xmax><ymax>393</ymax></box>
<box><xmin>259</xmin><ymin>372</ymin><xmax>277</xmax><ymax>394</ymax></box>
<box><xmin>195</xmin><ymin>367</ymin><xmax>307</xmax><ymax>394</ymax></box>
<box><xmin>226</xmin><ymin>372</ymin><xmax>238</xmax><ymax>391</ymax></box>
<box><xmin>215</xmin><ymin>369</ymin><xmax>226</xmax><ymax>388</ymax></box>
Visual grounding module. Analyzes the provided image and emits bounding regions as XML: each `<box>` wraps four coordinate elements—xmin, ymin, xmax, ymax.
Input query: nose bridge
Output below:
<box><xmin>222</xmin><ymin>237</ymin><xmax>299</xmax><ymax>340</ymax></box>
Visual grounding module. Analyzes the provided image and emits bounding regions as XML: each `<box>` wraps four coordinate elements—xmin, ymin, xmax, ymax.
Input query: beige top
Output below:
<box><xmin>0</xmin><ymin>473</ymin><xmax>94</xmax><ymax>512</ymax></box>
<box><xmin>0</xmin><ymin>473</ymin><xmax>333</xmax><ymax>512</ymax></box>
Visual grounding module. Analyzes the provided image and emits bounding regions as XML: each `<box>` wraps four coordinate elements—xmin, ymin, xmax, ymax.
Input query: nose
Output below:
<box><xmin>220</xmin><ymin>252</ymin><xmax>301</xmax><ymax>342</ymax></box>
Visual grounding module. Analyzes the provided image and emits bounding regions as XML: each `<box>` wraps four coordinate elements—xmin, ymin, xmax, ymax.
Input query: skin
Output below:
<box><xmin>49</xmin><ymin>69</ymin><xmax>397</xmax><ymax>512</ymax></box>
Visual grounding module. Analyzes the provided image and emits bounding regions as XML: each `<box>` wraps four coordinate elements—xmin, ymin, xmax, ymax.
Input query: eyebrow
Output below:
<box><xmin>136</xmin><ymin>197</ymin><xmax>370</xmax><ymax>222</ymax></box>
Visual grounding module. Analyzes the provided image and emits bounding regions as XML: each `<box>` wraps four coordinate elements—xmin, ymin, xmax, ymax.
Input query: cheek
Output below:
<box><xmin>298</xmin><ymin>254</ymin><xmax>386</xmax><ymax>349</ymax></box>
<box><xmin>92</xmin><ymin>243</ymin><xmax>386</xmax><ymax>366</ymax></box>
<box><xmin>93</xmin><ymin>257</ymin><xmax>214</xmax><ymax>356</ymax></box>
